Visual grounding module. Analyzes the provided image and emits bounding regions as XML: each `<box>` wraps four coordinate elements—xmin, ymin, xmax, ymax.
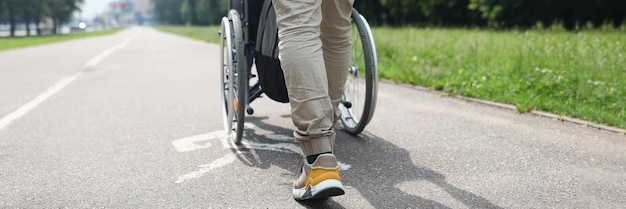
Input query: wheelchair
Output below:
<box><xmin>220</xmin><ymin>0</ymin><xmax>378</xmax><ymax>144</ymax></box>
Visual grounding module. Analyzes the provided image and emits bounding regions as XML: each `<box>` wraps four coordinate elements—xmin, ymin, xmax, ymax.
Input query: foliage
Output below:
<box><xmin>148</xmin><ymin>0</ymin><xmax>626</xmax><ymax>28</ymax></box>
<box><xmin>180</xmin><ymin>0</ymin><xmax>192</xmax><ymax>25</ymax></box>
<box><xmin>467</xmin><ymin>0</ymin><xmax>626</xmax><ymax>28</ymax></box>
<box><xmin>355</xmin><ymin>0</ymin><xmax>626</xmax><ymax>28</ymax></box>
<box><xmin>45</xmin><ymin>0</ymin><xmax>83</xmax><ymax>34</ymax></box>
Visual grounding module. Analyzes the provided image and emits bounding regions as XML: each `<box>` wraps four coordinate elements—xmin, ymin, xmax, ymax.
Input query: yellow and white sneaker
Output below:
<box><xmin>292</xmin><ymin>154</ymin><xmax>345</xmax><ymax>200</ymax></box>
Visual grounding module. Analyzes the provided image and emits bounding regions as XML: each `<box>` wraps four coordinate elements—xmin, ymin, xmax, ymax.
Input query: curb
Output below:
<box><xmin>387</xmin><ymin>80</ymin><xmax>626</xmax><ymax>135</ymax></box>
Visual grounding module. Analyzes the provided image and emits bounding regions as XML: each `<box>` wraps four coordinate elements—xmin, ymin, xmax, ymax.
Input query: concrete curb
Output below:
<box><xmin>386</xmin><ymin>80</ymin><xmax>626</xmax><ymax>135</ymax></box>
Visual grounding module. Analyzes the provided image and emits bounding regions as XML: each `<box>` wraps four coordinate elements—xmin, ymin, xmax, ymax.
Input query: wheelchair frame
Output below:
<box><xmin>220</xmin><ymin>0</ymin><xmax>378</xmax><ymax>144</ymax></box>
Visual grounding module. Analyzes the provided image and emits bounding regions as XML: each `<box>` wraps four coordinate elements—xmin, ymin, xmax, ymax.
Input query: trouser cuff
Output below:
<box><xmin>297</xmin><ymin>132</ymin><xmax>335</xmax><ymax>156</ymax></box>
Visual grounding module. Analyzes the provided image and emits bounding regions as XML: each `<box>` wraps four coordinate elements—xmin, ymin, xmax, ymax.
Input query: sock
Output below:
<box><xmin>306</xmin><ymin>152</ymin><xmax>332</xmax><ymax>164</ymax></box>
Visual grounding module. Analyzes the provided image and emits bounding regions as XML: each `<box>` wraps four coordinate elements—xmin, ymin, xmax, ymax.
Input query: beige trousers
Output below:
<box><xmin>272</xmin><ymin>0</ymin><xmax>354</xmax><ymax>156</ymax></box>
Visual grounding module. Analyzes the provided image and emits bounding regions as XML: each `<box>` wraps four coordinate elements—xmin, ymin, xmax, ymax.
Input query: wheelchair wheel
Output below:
<box><xmin>340</xmin><ymin>9</ymin><xmax>378</xmax><ymax>135</ymax></box>
<box><xmin>220</xmin><ymin>10</ymin><xmax>247</xmax><ymax>144</ymax></box>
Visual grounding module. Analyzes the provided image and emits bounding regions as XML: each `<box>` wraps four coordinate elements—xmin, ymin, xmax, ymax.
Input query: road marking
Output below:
<box><xmin>0</xmin><ymin>74</ymin><xmax>80</xmax><ymax>130</ymax></box>
<box><xmin>175</xmin><ymin>153</ymin><xmax>236</xmax><ymax>184</ymax></box>
<box><xmin>172</xmin><ymin>129</ymin><xmax>351</xmax><ymax>183</ymax></box>
<box><xmin>171</xmin><ymin>132</ymin><xmax>225</xmax><ymax>152</ymax></box>
<box><xmin>0</xmin><ymin>32</ymin><xmax>138</xmax><ymax>131</ymax></box>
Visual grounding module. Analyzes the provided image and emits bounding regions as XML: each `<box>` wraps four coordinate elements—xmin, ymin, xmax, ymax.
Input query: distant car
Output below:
<box><xmin>70</xmin><ymin>22</ymin><xmax>87</xmax><ymax>32</ymax></box>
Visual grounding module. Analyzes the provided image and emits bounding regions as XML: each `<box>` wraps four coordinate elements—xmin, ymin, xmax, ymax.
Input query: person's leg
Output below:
<box><xmin>321</xmin><ymin>0</ymin><xmax>353</xmax><ymax>123</ymax></box>
<box><xmin>273</xmin><ymin>0</ymin><xmax>334</xmax><ymax>161</ymax></box>
<box><xmin>272</xmin><ymin>0</ymin><xmax>344</xmax><ymax>200</ymax></box>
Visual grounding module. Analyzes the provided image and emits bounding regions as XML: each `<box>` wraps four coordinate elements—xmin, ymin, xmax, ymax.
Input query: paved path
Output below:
<box><xmin>1</xmin><ymin>27</ymin><xmax>624</xmax><ymax>208</ymax></box>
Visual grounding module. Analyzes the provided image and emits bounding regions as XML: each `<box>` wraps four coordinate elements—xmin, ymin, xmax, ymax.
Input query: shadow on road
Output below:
<box><xmin>229</xmin><ymin>115</ymin><xmax>503</xmax><ymax>209</ymax></box>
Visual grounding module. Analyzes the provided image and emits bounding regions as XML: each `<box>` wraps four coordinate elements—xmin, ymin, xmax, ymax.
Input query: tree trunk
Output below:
<box><xmin>8</xmin><ymin>3</ymin><xmax>16</xmax><ymax>37</ymax></box>
<box><xmin>373</xmin><ymin>0</ymin><xmax>383</xmax><ymax>25</ymax></box>
<box><xmin>25</xmin><ymin>14</ymin><xmax>32</xmax><ymax>36</ymax></box>
<box><xmin>36</xmin><ymin>19</ymin><xmax>41</xmax><ymax>36</ymax></box>
<box><xmin>52</xmin><ymin>17</ymin><xmax>58</xmax><ymax>34</ymax></box>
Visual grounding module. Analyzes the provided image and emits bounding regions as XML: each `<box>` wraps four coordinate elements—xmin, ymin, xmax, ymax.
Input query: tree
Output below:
<box><xmin>151</xmin><ymin>0</ymin><xmax>183</xmax><ymax>25</ymax></box>
<box><xmin>195</xmin><ymin>0</ymin><xmax>227</xmax><ymax>25</ymax></box>
<box><xmin>1</xmin><ymin>0</ymin><xmax>20</xmax><ymax>36</ymax></box>
<box><xmin>0</xmin><ymin>1</ymin><xmax>6</xmax><ymax>27</ymax></box>
<box><xmin>180</xmin><ymin>0</ymin><xmax>192</xmax><ymax>25</ymax></box>
<box><xmin>44</xmin><ymin>0</ymin><xmax>83</xmax><ymax>34</ymax></box>
<box><xmin>148</xmin><ymin>0</ymin><xmax>626</xmax><ymax>28</ymax></box>
<box><xmin>22</xmin><ymin>0</ymin><xmax>46</xmax><ymax>36</ymax></box>
<box><xmin>468</xmin><ymin>0</ymin><xmax>626</xmax><ymax>29</ymax></box>
<box><xmin>151</xmin><ymin>0</ymin><xmax>227</xmax><ymax>25</ymax></box>
<box><xmin>354</xmin><ymin>0</ymin><xmax>386</xmax><ymax>26</ymax></box>
<box><xmin>0</xmin><ymin>0</ymin><xmax>86</xmax><ymax>36</ymax></box>
<box><xmin>419</xmin><ymin>0</ymin><xmax>481</xmax><ymax>26</ymax></box>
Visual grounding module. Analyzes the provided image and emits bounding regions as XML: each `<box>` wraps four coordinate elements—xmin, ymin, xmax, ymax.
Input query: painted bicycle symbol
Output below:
<box><xmin>171</xmin><ymin>124</ymin><xmax>350</xmax><ymax>183</ymax></box>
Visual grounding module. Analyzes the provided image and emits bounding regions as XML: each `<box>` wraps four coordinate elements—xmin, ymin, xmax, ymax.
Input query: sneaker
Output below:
<box><xmin>292</xmin><ymin>153</ymin><xmax>345</xmax><ymax>200</ymax></box>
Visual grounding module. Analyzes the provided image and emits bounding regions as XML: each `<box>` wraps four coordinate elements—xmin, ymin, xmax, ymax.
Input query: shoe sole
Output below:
<box><xmin>293</xmin><ymin>179</ymin><xmax>345</xmax><ymax>200</ymax></box>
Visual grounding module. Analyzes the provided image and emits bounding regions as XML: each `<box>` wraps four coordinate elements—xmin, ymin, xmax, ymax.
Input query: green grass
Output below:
<box><xmin>374</xmin><ymin>27</ymin><xmax>626</xmax><ymax>129</ymax></box>
<box><xmin>156</xmin><ymin>25</ymin><xmax>626</xmax><ymax>129</ymax></box>
<box><xmin>0</xmin><ymin>28</ymin><xmax>125</xmax><ymax>51</ymax></box>
<box><xmin>154</xmin><ymin>25</ymin><xmax>221</xmax><ymax>43</ymax></box>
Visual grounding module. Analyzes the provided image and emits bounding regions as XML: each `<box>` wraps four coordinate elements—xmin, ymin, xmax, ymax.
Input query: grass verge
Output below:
<box><xmin>0</xmin><ymin>28</ymin><xmax>125</xmax><ymax>51</ymax></box>
<box><xmin>374</xmin><ymin>27</ymin><xmax>625</xmax><ymax>129</ymax></box>
<box><xmin>154</xmin><ymin>25</ymin><xmax>221</xmax><ymax>44</ymax></box>
<box><xmin>156</xmin><ymin>25</ymin><xmax>625</xmax><ymax>129</ymax></box>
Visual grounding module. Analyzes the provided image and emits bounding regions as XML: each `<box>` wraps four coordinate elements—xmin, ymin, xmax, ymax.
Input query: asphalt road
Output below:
<box><xmin>1</xmin><ymin>27</ymin><xmax>624</xmax><ymax>208</ymax></box>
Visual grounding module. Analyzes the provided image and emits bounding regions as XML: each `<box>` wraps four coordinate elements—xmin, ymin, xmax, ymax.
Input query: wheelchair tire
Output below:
<box><xmin>220</xmin><ymin>10</ymin><xmax>247</xmax><ymax>144</ymax></box>
<box><xmin>340</xmin><ymin>8</ymin><xmax>379</xmax><ymax>135</ymax></box>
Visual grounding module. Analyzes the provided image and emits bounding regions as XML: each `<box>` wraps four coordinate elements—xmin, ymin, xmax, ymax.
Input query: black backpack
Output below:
<box><xmin>254</xmin><ymin>0</ymin><xmax>289</xmax><ymax>103</ymax></box>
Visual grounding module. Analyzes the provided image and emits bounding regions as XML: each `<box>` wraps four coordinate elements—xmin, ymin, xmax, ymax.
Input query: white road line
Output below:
<box><xmin>175</xmin><ymin>153</ymin><xmax>237</xmax><ymax>184</ymax></box>
<box><xmin>0</xmin><ymin>32</ymin><xmax>138</xmax><ymax>131</ymax></box>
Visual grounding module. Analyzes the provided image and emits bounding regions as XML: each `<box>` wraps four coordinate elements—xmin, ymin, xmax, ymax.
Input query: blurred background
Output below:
<box><xmin>0</xmin><ymin>0</ymin><xmax>153</xmax><ymax>37</ymax></box>
<box><xmin>2</xmin><ymin>0</ymin><xmax>625</xmax><ymax>37</ymax></box>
